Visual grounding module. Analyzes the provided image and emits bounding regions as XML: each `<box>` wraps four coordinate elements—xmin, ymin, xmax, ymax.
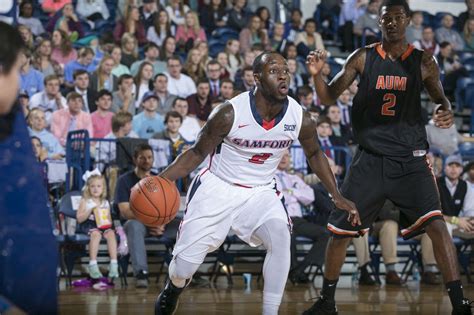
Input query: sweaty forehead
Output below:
<box><xmin>264</xmin><ymin>55</ymin><xmax>287</xmax><ymax>67</ymax></box>
<box><xmin>380</xmin><ymin>5</ymin><xmax>407</xmax><ymax>17</ymax></box>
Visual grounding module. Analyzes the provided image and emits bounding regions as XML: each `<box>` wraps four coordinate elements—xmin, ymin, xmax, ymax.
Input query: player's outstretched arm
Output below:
<box><xmin>160</xmin><ymin>102</ymin><xmax>234</xmax><ymax>181</ymax></box>
<box><xmin>306</xmin><ymin>48</ymin><xmax>365</xmax><ymax>105</ymax></box>
<box><xmin>421</xmin><ymin>52</ymin><xmax>454</xmax><ymax>129</ymax></box>
<box><xmin>298</xmin><ymin>111</ymin><xmax>361</xmax><ymax>226</ymax></box>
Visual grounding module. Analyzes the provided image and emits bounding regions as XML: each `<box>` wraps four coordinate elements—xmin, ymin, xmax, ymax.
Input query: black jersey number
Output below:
<box><xmin>249</xmin><ymin>153</ymin><xmax>273</xmax><ymax>164</ymax></box>
<box><xmin>381</xmin><ymin>93</ymin><xmax>396</xmax><ymax>116</ymax></box>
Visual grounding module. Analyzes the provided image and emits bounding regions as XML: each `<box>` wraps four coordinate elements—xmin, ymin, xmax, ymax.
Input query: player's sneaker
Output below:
<box><xmin>155</xmin><ymin>280</ymin><xmax>185</xmax><ymax>315</ymax></box>
<box><xmin>452</xmin><ymin>299</ymin><xmax>473</xmax><ymax>315</ymax></box>
<box><xmin>303</xmin><ymin>296</ymin><xmax>338</xmax><ymax>315</ymax></box>
<box><xmin>88</xmin><ymin>264</ymin><xmax>103</xmax><ymax>279</ymax></box>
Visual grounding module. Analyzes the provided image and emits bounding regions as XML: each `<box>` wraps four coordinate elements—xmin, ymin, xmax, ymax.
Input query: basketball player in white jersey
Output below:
<box><xmin>154</xmin><ymin>52</ymin><xmax>360</xmax><ymax>315</ymax></box>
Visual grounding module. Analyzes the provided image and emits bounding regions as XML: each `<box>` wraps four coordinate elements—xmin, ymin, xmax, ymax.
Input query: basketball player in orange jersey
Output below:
<box><xmin>153</xmin><ymin>51</ymin><xmax>359</xmax><ymax>315</ymax></box>
<box><xmin>304</xmin><ymin>1</ymin><xmax>471</xmax><ymax>314</ymax></box>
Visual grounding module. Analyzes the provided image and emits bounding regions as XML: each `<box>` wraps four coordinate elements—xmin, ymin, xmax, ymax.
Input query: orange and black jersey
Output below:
<box><xmin>352</xmin><ymin>43</ymin><xmax>428</xmax><ymax>157</ymax></box>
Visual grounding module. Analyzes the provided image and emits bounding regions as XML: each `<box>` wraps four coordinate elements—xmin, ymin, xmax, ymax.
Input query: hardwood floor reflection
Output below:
<box><xmin>59</xmin><ymin>277</ymin><xmax>472</xmax><ymax>314</ymax></box>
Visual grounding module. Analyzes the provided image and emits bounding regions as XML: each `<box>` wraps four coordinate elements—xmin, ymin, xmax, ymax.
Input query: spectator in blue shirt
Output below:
<box><xmin>27</xmin><ymin>108</ymin><xmax>65</xmax><ymax>159</ymax></box>
<box><xmin>132</xmin><ymin>92</ymin><xmax>165</xmax><ymax>139</ymax></box>
<box><xmin>20</xmin><ymin>50</ymin><xmax>44</xmax><ymax>97</ymax></box>
<box><xmin>63</xmin><ymin>47</ymin><xmax>96</xmax><ymax>86</ymax></box>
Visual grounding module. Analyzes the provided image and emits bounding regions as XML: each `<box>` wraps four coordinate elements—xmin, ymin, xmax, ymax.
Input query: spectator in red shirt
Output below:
<box><xmin>91</xmin><ymin>90</ymin><xmax>114</xmax><ymax>138</ymax></box>
<box><xmin>186</xmin><ymin>78</ymin><xmax>212</xmax><ymax>126</ymax></box>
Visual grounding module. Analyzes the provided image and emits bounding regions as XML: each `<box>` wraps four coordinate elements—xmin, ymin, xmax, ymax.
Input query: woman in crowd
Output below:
<box><xmin>76</xmin><ymin>0</ymin><xmax>110</xmax><ymax>29</ymax></box>
<box><xmin>183</xmin><ymin>48</ymin><xmax>206</xmax><ymax>83</ymax></box>
<box><xmin>294</xmin><ymin>18</ymin><xmax>325</xmax><ymax>57</ymax></box>
<box><xmin>120</xmin><ymin>32</ymin><xmax>139</xmax><ymax>68</ymax></box>
<box><xmin>239</xmin><ymin>15</ymin><xmax>271</xmax><ymax>54</ymax></box>
<box><xmin>18</xmin><ymin>24</ymin><xmax>35</xmax><ymax>51</ymax></box>
<box><xmin>216</xmin><ymin>52</ymin><xmax>231</xmax><ymax>80</ymax></box>
<box><xmin>90</xmin><ymin>56</ymin><xmax>118</xmax><ymax>92</ymax></box>
<box><xmin>199</xmin><ymin>0</ymin><xmax>227</xmax><ymax>32</ymax></box>
<box><xmin>46</xmin><ymin>3</ymin><xmax>84</xmax><ymax>42</ymax></box>
<box><xmin>175</xmin><ymin>11</ymin><xmax>207</xmax><ymax>52</ymax></box>
<box><xmin>165</xmin><ymin>0</ymin><xmax>190</xmax><ymax>26</ymax></box>
<box><xmin>224</xmin><ymin>39</ymin><xmax>242</xmax><ymax>80</ymax></box>
<box><xmin>51</xmin><ymin>29</ymin><xmax>77</xmax><ymax>66</ymax></box>
<box><xmin>114</xmin><ymin>5</ymin><xmax>146</xmax><ymax>46</ymax></box>
<box><xmin>133</xmin><ymin>61</ymin><xmax>154</xmax><ymax>109</ymax></box>
<box><xmin>463</xmin><ymin>18</ymin><xmax>474</xmax><ymax>52</ymax></box>
<box><xmin>33</xmin><ymin>39</ymin><xmax>60</xmax><ymax>77</ymax></box>
<box><xmin>147</xmin><ymin>9</ymin><xmax>176</xmax><ymax>47</ymax></box>
<box><xmin>18</xmin><ymin>1</ymin><xmax>45</xmax><ymax>36</ymax></box>
<box><xmin>160</xmin><ymin>36</ymin><xmax>177</xmax><ymax>61</ymax></box>
<box><xmin>110</xmin><ymin>46</ymin><xmax>131</xmax><ymax>77</ymax></box>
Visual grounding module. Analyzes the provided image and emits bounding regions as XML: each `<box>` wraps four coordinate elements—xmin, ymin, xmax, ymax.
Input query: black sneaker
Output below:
<box><xmin>136</xmin><ymin>270</ymin><xmax>148</xmax><ymax>289</ymax></box>
<box><xmin>358</xmin><ymin>265</ymin><xmax>376</xmax><ymax>286</ymax></box>
<box><xmin>452</xmin><ymin>299</ymin><xmax>473</xmax><ymax>315</ymax></box>
<box><xmin>155</xmin><ymin>280</ymin><xmax>185</xmax><ymax>315</ymax></box>
<box><xmin>303</xmin><ymin>296</ymin><xmax>338</xmax><ymax>315</ymax></box>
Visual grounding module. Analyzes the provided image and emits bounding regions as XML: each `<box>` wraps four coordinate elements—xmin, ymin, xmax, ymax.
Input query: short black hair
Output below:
<box><xmin>380</xmin><ymin>0</ymin><xmax>410</xmax><ymax>16</ymax></box>
<box><xmin>118</xmin><ymin>73</ymin><xmax>134</xmax><ymax>85</ymax></box>
<box><xmin>172</xmin><ymin>97</ymin><xmax>187</xmax><ymax>108</ymax></box>
<box><xmin>73</xmin><ymin>69</ymin><xmax>88</xmax><ymax>80</ymax></box>
<box><xmin>165</xmin><ymin>110</ymin><xmax>183</xmax><ymax>124</ymax></box>
<box><xmin>133</xmin><ymin>143</ymin><xmax>153</xmax><ymax>159</ymax></box>
<box><xmin>0</xmin><ymin>22</ymin><xmax>25</xmax><ymax>75</ymax></box>
<box><xmin>96</xmin><ymin>89</ymin><xmax>113</xmax><ymax>101</ymax></box>
<box><xmin>252</xmin><ymin>51</ymin><xmax>279</xmax><ymax>74</ymax></box>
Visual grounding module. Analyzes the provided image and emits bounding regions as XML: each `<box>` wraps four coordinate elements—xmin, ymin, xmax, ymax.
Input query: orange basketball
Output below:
<box><xmin>129</xmin><ymin>176</ymin><xmax>181</xmax><ymax>227</ymax></box>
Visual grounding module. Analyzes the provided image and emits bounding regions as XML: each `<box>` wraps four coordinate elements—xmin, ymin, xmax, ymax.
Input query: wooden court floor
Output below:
<box><xmin>59</xmin><ymin>276</ymin><xmax>473</xmax><ymax>314</ymax></box>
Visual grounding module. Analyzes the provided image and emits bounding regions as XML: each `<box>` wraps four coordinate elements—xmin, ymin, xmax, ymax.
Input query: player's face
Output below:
<box><xmin>445</xmin><ymin>163</ymin><xmax>463</xmax><ymax>181</ymax></box>
<box><xmin>89</xmin><ymin>178</ymin><xmax>104</xmax><ymax>198</ymax></box>
<box><xmin>379</xmin><ymin>5</ymin><xmax>409</xmax><ymax>42</ymax></box>
<box><xmin>257</xmin><ymin>55</ymin><xmax>290</xmax><ymax>101</ymax></box>
<box><xmin>135</xmin><ymin>150</ymin><xmax>154</xmax><ymax>172</ymax></box>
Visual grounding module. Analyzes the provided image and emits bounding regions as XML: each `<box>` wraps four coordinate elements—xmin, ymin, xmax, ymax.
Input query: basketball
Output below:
<box><xmin>129</xmin><ymin>176</ymin><xmax>180</xmax><ymax>227</ymax></box>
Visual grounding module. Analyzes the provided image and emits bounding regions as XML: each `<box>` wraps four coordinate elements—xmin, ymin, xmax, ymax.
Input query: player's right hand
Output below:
<box><xmin>306</xmin><ymin>50</ymin><xmax>328</xmax><ymax>76</ymax></box>
<box><xmin>333</xmin><ymin>194</ymin><xmax>362</xmax><ymax>227</ymax></box>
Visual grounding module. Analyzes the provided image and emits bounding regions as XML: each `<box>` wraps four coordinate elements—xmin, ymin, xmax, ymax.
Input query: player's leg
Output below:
<box><xmin>88</xmin><ymin>230</ymin><xmax>103</xmax><ymax>279</ymax></box>
<box><xmin>304</xmin><ymin>149</ymin><xmax>385</xmax><ymax>314</ymax></box>
<box><xmin>103</xmin><ymin>229</ymin><xmax>119</xmax><ymax>278</ymax></box>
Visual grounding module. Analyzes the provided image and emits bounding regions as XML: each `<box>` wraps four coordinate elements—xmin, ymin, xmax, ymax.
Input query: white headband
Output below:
<box><xmin>82</xmin><ymin>169</ymin><xmax>102</xmax><ymax>182</ymax></box>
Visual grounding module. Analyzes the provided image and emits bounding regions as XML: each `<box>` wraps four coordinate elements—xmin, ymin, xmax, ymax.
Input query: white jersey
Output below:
<box><xmin>208</xmin><ymin>91</ymin><xmax>303</xmax><ymax>187</ymax></box>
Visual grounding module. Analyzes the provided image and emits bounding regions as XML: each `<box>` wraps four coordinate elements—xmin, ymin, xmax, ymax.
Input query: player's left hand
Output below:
<box><xmin>332</xmin><ymin>194</ymin><xmax>361</xmax><ymax>226</ymax></box>
<box><xmin>433</xmin><ymin>106</ymin><xmax>454</xmax><ymax>129</ymax></box>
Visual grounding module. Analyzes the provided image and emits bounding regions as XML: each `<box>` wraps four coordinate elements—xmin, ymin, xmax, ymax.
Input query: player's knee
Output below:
<box><xmin>425</xmin><ymin>219</ymin><xmax>448</xmax><ymax>235</ymax></box>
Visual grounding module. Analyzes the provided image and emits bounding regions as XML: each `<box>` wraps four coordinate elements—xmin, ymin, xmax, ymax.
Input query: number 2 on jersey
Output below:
<box><xmin>381</xmin><ymin>93</ymin><xmax>396</xmax><ymax>116</ymax></box>
<box><xmin>249</xmin><ymin>153</ymin><xmax>273</xmax><ymax>164</ymax></box>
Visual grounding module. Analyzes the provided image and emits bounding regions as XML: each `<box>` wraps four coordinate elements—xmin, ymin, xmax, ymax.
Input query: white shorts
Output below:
<box><xmin>172</xmin><ymin>168</ymin><xmax>291</xmax><ymax>264</ymax></box>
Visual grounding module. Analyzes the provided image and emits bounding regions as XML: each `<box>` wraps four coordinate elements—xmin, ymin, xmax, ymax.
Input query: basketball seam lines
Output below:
<box><xmin>156</xmin><ymin>177</ymin><xmax>168</xmax><ymax>226</ymax></box>
<box><xmin>136</xmin><ymin>180</ymin><xmax>164</xmax><ymax>225</ymax></box>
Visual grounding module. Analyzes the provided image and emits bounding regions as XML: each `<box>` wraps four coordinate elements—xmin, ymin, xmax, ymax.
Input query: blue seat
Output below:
<box><xmin>454</xmin><ymin>77</ymin><xmax>474</xmax><ymax>112</ymax></box>
<box><xmin>211</xmin><ymin>27</ymin><xmax>239</xmax><ymax>43</ymax></box>
<box><xmin>208</xmin><ymin>39</ymin><xmax>226</xmax><ymax>58</ymax></box>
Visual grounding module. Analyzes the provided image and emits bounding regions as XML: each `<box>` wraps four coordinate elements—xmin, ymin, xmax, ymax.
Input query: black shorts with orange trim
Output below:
<box><xmin>328</xmin><ymin>148</ymin><xmax>443</xmax><ymax>239</ymax></box>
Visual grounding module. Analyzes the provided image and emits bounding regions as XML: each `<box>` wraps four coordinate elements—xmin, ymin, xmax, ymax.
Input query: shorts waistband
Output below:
<box><xmin>202</xmin><ymin>168</ymin><xmax>272</xmax><ymax>189</ymax></box>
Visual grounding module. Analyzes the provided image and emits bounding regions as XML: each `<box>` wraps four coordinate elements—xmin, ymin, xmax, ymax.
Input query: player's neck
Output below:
<box><xmin>254</xmin><ymin>90</ymin><xmax>285</xmax><ymax>121</ymax></box>
<box><xmin>381</xmin><ymin>39</ymin><xmax>409</xmax><ymax>60</ymax></box>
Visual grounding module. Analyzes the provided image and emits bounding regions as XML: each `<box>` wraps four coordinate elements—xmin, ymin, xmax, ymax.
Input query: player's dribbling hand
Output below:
<box><xmin>306</xmin><ymin>50</ymin><xmax>328</xmax><ymax>76</ymax></box>
<box><xmin>433</xmin><ymin>105</ymin><xmax>454</xmax><ymax>129</ymax></box>
<box><xmin>333</xmin><ymin>194</ymin><xmax>362</xmax><ymax>226</ymax></box>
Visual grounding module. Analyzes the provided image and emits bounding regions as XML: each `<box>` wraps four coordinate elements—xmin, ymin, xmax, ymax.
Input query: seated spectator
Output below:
<box><xmin>51</xmin><ymin>92</ymin><xmax>94</xmax><ymax>146</ymax></box>
<box><xmin>224</xmin><ymin>39</ymin><xmax>242</xmax><ymax>81</ymax></box>
<box><xmin>270</xmin><ymin>22</ymin><xmax>290</xmax><ymax>54</ymax></box>
<box><xmin>256</xmin><ymin>6</ymin><xmax>274</xmax><ymax>34</ymax></box>
<box><xmin>20</xmin><ymin>50</ymin><xmax>44</xmax><ymax>97</ymax></box>
<box><xmin>147</xmin><ymin>9</ymin><xmax>176</xmax><ymax>47</ymax></box>
<box><xmin>152</xmin><ymin>110</ymin><xmax>188</xmax><ymax>159</ymax></box>
<box><xmin>325</xmin><ymin>104</ymin><xmax>353</xmax><ymax>145</ymax></box>
<box><xmin>227</xmin><ymin>0</ymin><xmax>249</xmax><ymax>32</ymax></box>
<box><xmin>172</xmin><ymin>97</ymin><xmax>201</xmax><ymax>142</ymax></box>
<box><xmin>112</xmin><ymin>74</ymin><xmax>136</xmax><ymax>115</ymax></box>
<box><xmin>165</xmin><ymin>56</ymin><xmax>197</xmax><ymax>98</ymax></box>
<box><xmin>46</xmin><ymin>3</ymin><xmax>85</xmax><ymax>42</ymax></box>
<box><xmin>426</xmin><ymin>107</ymin><xmax>463</xmax><ymax>156</ymax></box>
<box><xmin>76</xmin><ymin>0</ymin><xmax>110</xmax><ymax>29</ymax></box>
<box><xmin>132</xmin><ymin>92</ymin><xmax>165</xmax><ymax>139</ymax></box>
<box><xmin>89</xmin><ymin>56</ymin><xmax>118</xmax><ymax>92</ymax></box>
<box><xmin>165</xmin><ymin>0</ymin><xmax>190</xmax><ymax>26</ymax></box>
<box><xmin>439</xmin><ymin>155</ymin><xmax>474</xmax><ymax>239</ymax></box>
<box><xmin>139</xmin><ymin>0</ymin><xmax>158</xmax><ymax>31</ymax></box>
<box><xmin>152</xmin><ymin>73</ymin><xmax>177</xmax><ymax>115</ymax></box>
<box><xmin>297</xmin><ymin>85</ymin><xmax>318</xmax><ymax>111</ymax></box>
<box><xmin>31</xmin><ymin>136</ymin><xmax>49</xmax><ymax>186</ymax></box>
<box><xmin>458</xmin><ymin>0</ymin><xmax>474</xmax><ymax>33</ymax></box>
<box><xmin>42</xmin><ymin>0</ymin><xmax>72</xmax><ymax>16</ymax></box>
<box><xmin>91</xmin><ymin>90</ymin><xmax>114</xmax><ymax>138</ymax></box>
<box><xmin>216</xmin><ymin>52</ymin><xmax>231</xmax><ymax>80</ymax></box>
<box><xmin>161</xmin><ymin>36</ymin><xmax>178</xmax><ymax>62</ymax></box>
<box><xmin>405</xmin><ymin>11</ymin><xmax>423</xmax><ymax>44</ymax></box>
<box><xmin>206</xmin><ymin>60</ymin><xmax>222</xmax><ymax>98</ymax></box>
<box><xmin>51</xmin><ymin>29</ymin><xmax>78</xmax><ymax>67</ymax></box>
<box><xmin>175</xmin><ymin>11</ymin><xmax>207</xmax><ymax>52</ymax></box>
<box><xmin>275</xmin><ymin>150</ymin><xmax>329</xmax><ymax>284</ymax></box>
<box><xmin>413</xmin><ymin>26</ymin><xmax>440</xmax><ymax>56</ymax></box>
<box><xmin>114</xmin><ymin>144</ymin><xmax>169</xmax><ymax>288</ymax></box>
<box><xmin>133</xmin><ymin>61</ymin><xmax>154</xmax><ymax>108</ymax></box>
<box><xmin>65</xmin><ymin>70</ymin><xmax>98</xmax><ymax>113</ymax></box>
<box><xmin>183</xmin><ymin>48</ymin><xmax>206</xmax><ymax>83</ymax></box>
<box><xmin>288</xmin><ymin>58</ymin><xmax>304</xmax><ymax>98</ymax></box>
<box><xmin>283</xmin><ymin>8</ymin><xmax>303</xmax><ymax>42</ymax></box>
<box><xmin>114</xmin><ymin>5</ymin><xmax>147</xmax><ymax>46</ymax></box>
<box><xmin>28</xmin><ymin>108</ymin><xmax>65</xmax><ymax>159</ymax></box>
<box><xmin>464</xmin><ymin>161</ymin><xmax>474</xmax><ymax>189</ymax></box>
<box><xmin>316</xmin><ymin>0</ymin><xmax>342</xmax><ymax>40</ymax></box>
<box><xmin>235</xmin><ymin>66</ymin><xmax>255</xmax><ymax>92</ymax></box>
<box><xmin>337</xmin><ymin>89</ymin><xmax>352</xmax><ymax>126</ymax></box>
<box><xmin>33</xmin><ymin>39</ymin><xmax>60</xmax><ymax>78</ymax></box>
<box><xmin>186</xmin><ymin>79</ymin><xmax>213</xmax><ymax>125</ymax></box>
<box><xmin>338</xmin><ymin>0</ymin><xmax>367</xmax><ymax>52</ymax></box>
<box><xmin>437</xmin><ymin>42</ymin><xmax>469</xmax><ymax>98</ymax></box>
<box><xmin>120</xmin><ymin>33</ymin><xmax>139</xmax><ymax>68</ymax></box>
<box><xmin>196</xmin><ymin>41</ymin><xmax>212</xmax><ymax>65</ymax></box>
<box><xmin>95</xmin><ymin>111</ymin><xmax>138</xmax><ymax>170</ymax></box>
<box><xmin>30</xmin><ymin>75</ymin><xmax>67</xmax><ymax>126</ymax></box>
<box><xmin>220</xmin><ymin>79</ymin><xmax>235</xmax><ymax>100</ymax></box>
<box><xmin>110</xmin><ymin>45</ymin><xmax>131</xmax><ymax>78</ymax></box>
<box><xmin>435</xmin><ymin>14</ymin><xmax>465</xmax><ymax>51</ymax></box>
<box><xmin>130</xmin><ymin>42</ymin><xmax>167</xmax><ymax>77</ymax></box>
<box><xmin>18</xmin><ymin>92</ymin><xmax>31</xmax><ymax>117</ymax></box>
<box><xmin>18</xmin><ymin>1</ymin><xmax>45</xmax><ymax>36</ymax></box>
<box><xmin>239</xmin><ymin>15</ymin><xmax>271</xmax><ymax>54</ymax></box>
<box><xmin>199</xmin><ymin>0</ymin><xmax>227</xmax><ymax>32</ymax></box>
<box><xmin>295</xmin><ymin>18</ymin><xmax>325</xmax><ymax>57</ymax></box>
<box><xmin>463</xmin><ymin>18</ymin><xmax>474</xmax><ymax>52</ymax></box>
<box><xmin>64</xmin><ymin>47</ymin><xmax>96</xmax><ymax>86</ymax></box>
<box><xmin>316</xmin><ymin>116</ymin><xmax>345</xmax><ymax>176</ymax></box>
<box><xmin>353</xmin><ymin>0</ymin><xmax>380</xmax><ymax>46</ymax></box>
